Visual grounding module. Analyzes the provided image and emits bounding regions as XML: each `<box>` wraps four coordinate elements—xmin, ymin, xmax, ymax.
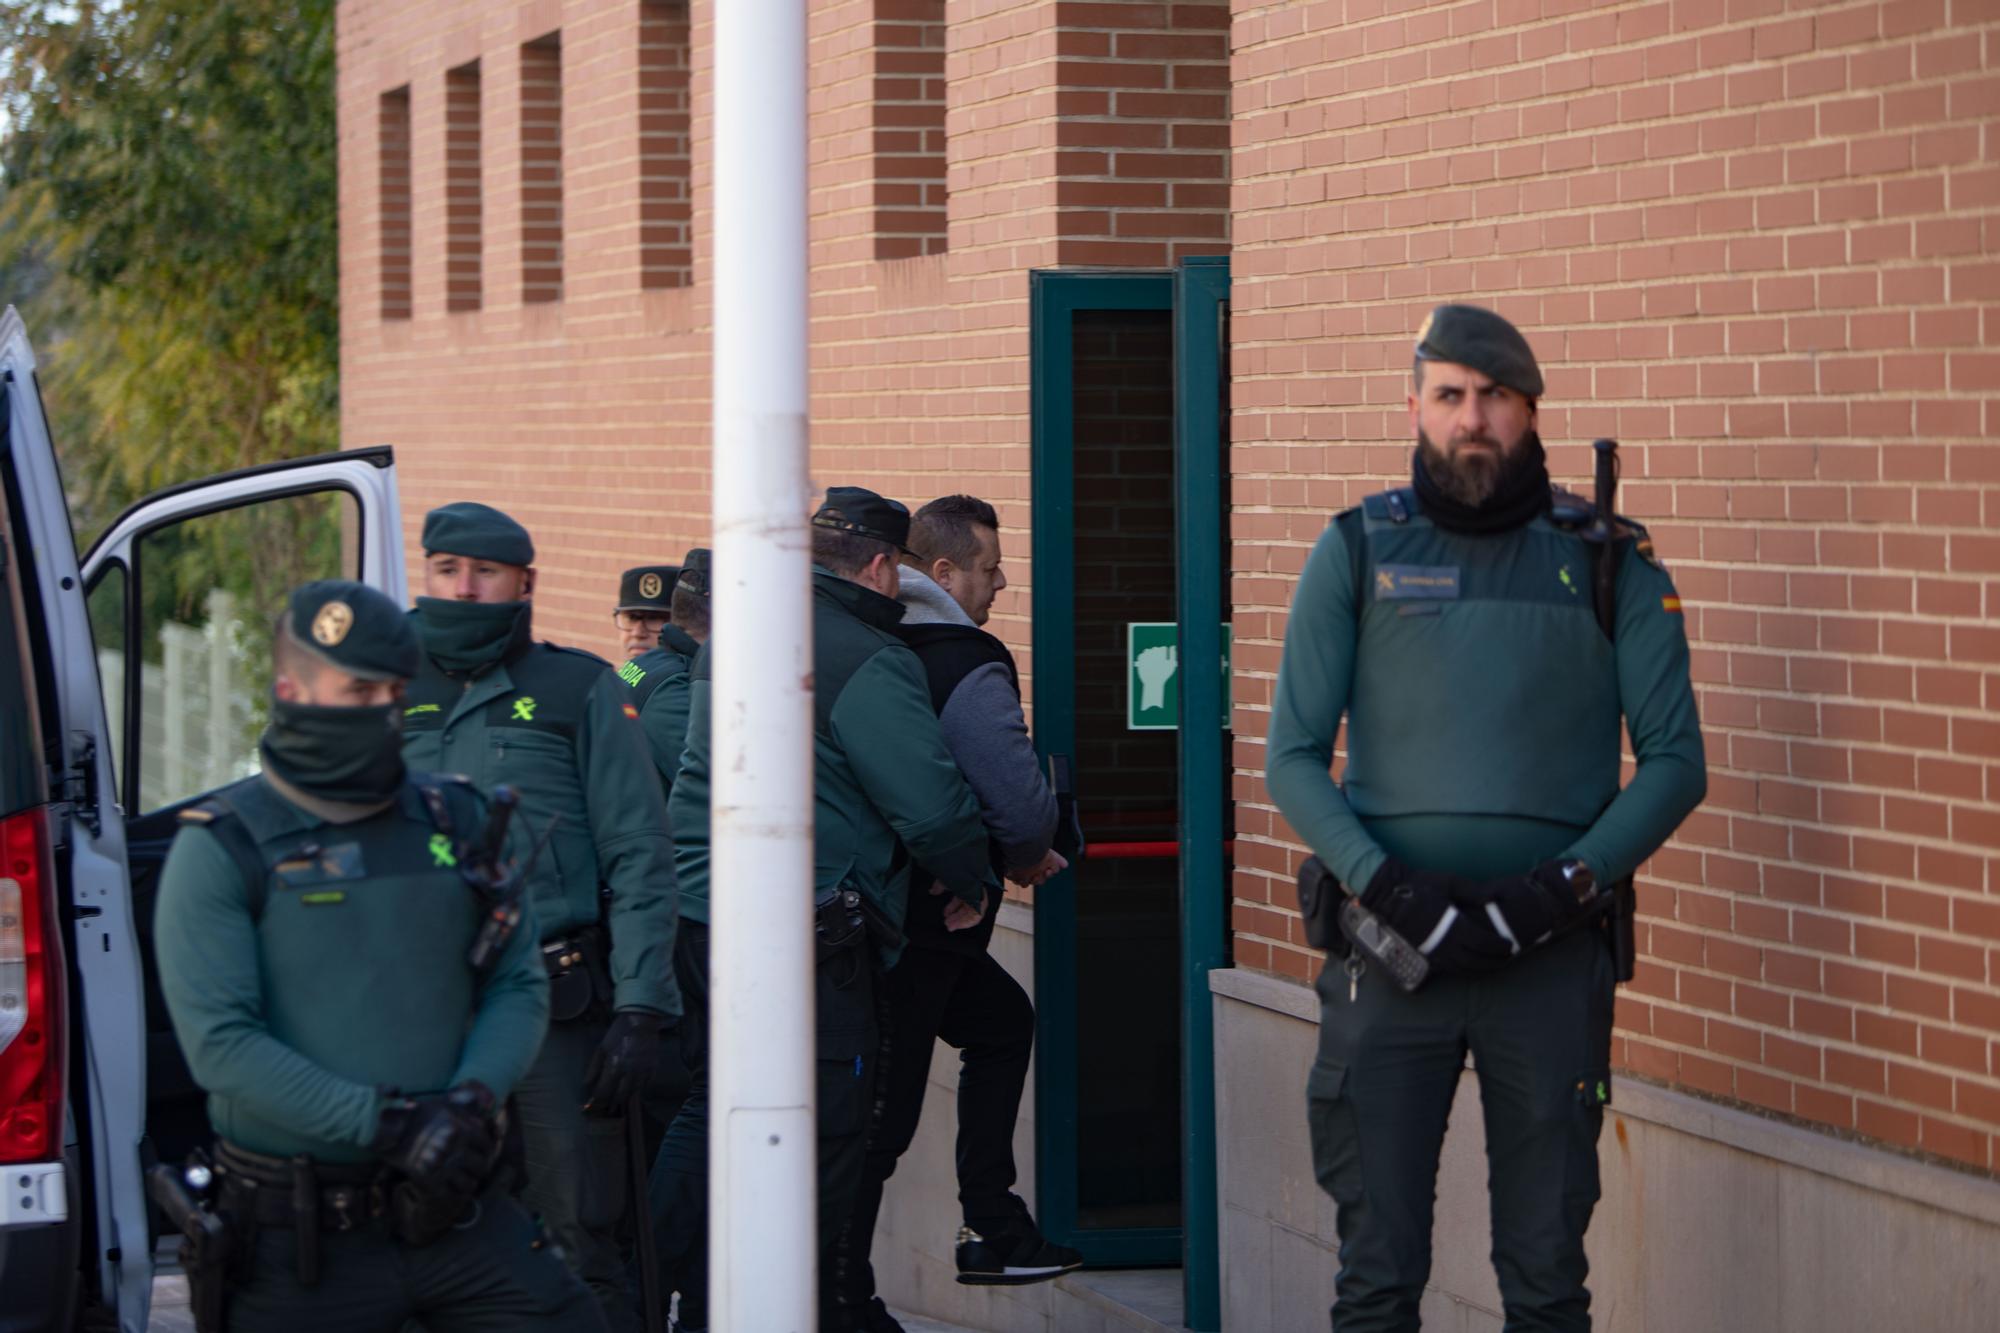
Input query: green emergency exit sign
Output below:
<box><xmin>1127</xmin><ymin>622</ymin><xmax>1231</xmax><ymax>731</ymax></box>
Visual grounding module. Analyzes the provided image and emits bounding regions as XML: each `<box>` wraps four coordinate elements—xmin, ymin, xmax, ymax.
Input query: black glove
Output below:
<box><xmin>373</xmin><ymin>1081</ymin><xmax>497</xmax><ymax>1196</ymax></box>
<box><xmin>1360</xmin><ymin>858</ymin><xmax>1520</xmax><ymax>977</ymax></box>
<box><xmin>582</xmin><ymin>1008</ymin><xmax>675</xmax><ymax>1116</ymax></box>
<box><xmin>1455</xmin><ymin>860</ymin><xmax>1599</xmax><ymax>958</ymax></box>
<box><xmin>1358</xmin><ymin>857</ymin><xmax>1468</xmax><ymax>955</ymax></box>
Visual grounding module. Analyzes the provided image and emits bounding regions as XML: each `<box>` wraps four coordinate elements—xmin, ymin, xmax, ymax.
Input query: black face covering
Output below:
<box><xmin>1411</xmin><ymin>429</ymin><xmax>1552</xmax><ymax>535</ymax></box>
<box><xmin>413</xmin><ymin>598</ymin><xmax>534</xmax><ymax>675</ymax></box>
<box><xmin>260</xmin><ymin>700</ymin><xmax>407</xmax><ymax>804</ymax></box>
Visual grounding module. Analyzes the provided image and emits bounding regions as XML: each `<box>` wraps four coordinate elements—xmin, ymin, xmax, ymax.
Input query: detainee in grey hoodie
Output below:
<box><xmin>897</xmin><ymin>565</ymin><xmax>1058</xmax><ymax>883</ymax></box>
<box><xmin>831</xmin><ymin>500</ymin><xmax>1081</xmax><ymax>1325</ymax></box>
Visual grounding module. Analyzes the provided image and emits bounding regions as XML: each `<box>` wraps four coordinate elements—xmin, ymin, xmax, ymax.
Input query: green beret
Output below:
<box><xmin>812</xmin><ymin>486</ymin><xmax>911</xmax><ymax>552</ymax></box>
<box><xmin>285</xmin><ymin>580</ymin><xmax>419</xmax><ymax>681</ymax></box>
<box><xmin>616</xmin><ymin>565</ymin><xmax>681</xmax><ymax>614</ymax></box>
<box><xmin>1414</xmin><ymin>304</ymin><xmax>1544</xmax><ymax>399</ymax></box>
<box><xmin>421</xmin><ymin>501</ymin><xmax>535</xmax><ymax>567</ymax></box>
<box><xmin>677</xmin><ymin>548</ymin><xmax>711</xmax><ymax>597</ymax></box>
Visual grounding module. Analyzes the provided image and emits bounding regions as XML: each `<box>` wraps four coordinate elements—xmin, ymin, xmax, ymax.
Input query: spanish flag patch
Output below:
<box><xmin>622</xmin><ymin>703</ymin><xmax>640</xmax><ymax>720</ymax></box>
<box><xmin>1661</xmin><ymin>596</ymin><xmax>1683</xmax><ymax>614</ymax></box>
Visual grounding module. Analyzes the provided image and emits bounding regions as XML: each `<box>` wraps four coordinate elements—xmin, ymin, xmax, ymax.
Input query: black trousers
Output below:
<box><xmin>1306</xmin><ymin>926</ymin><xmax>1616</xmax><ymax>1333</ymax></box>
<box><xmin>647</xmin><ymin>922</ymin><xmax>883</xmax><ymax>1328</ymax></box>
<box><xmin>833</xmin><ymin>945</ymin><xmax>1035</xmax><ymax>1306</ymax></box>
<box><xmin>225</xmin><ymin>1191</ymin><xmax>606</xmax><ymax>1333</ymax></box>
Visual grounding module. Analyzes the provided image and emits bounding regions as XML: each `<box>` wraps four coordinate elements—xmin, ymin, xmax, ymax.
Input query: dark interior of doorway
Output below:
<box><xmin>1068</xmin><ymin>304</ymin><xmax>1235</xmax><ymax>1232</ymax></box>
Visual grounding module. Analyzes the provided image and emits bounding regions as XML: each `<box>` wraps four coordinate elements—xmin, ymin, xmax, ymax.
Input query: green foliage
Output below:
<box><xmin>0</xmin><ymin>0</ymin><xmax>338</xmax><ymax>548</ymax></box>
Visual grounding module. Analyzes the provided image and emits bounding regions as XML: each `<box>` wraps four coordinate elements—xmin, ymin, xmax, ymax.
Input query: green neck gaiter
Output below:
<box><xmin>414</xmin><ymin>598</ymin><xmax>534</xmax><ymax>675</ymax></box>
<box><xmin>260</xmin><ymin>700</ymin><xmax>407</xmax><ymax>804</ymax></box>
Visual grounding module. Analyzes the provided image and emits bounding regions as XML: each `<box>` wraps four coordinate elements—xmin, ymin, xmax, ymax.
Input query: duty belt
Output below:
<box><xmin>214</xmin><ymin>1140</ymin><xmax>388</xmax><ymax>1233</ymax></box>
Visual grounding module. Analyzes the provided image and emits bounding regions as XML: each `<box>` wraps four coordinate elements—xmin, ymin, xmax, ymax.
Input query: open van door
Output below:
<box><xmin>2</xmin><ymin>306</ymin><xmax>147</xmax><ymax>1329</ymax></box>
<box><xmin>1</xmin><ymin>306</ymin><xmax>407</xmax><ymax>1330</ymax></box>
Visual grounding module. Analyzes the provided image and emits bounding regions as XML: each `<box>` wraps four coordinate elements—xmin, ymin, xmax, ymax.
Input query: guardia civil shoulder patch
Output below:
<box><xmin>622</xmin><ymin>703</ymin><xmax>641</xmax><ymax>720</ymax></box>
<box><xmin>1661</xmin><ymin>596</ymin><xmax>1683</xmax><ymax>614</ymax></box>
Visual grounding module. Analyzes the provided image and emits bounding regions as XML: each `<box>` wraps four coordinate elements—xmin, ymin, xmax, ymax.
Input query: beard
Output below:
<box><xmin>1417</xmin><ymin>427</ymin><xmax>1536</xmax><ymax>508</ymax></box>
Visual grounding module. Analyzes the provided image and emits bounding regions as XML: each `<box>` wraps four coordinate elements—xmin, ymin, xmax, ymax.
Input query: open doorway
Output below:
<box><xmin>1029</xmin><ymin>260</ymin><xmax>1231</xmax><ymax>1330</ymax></box>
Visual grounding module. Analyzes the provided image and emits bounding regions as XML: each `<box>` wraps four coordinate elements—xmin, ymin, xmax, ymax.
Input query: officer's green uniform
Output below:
<box><xmin>654</xmin><ymin>493</ymin><xmax>996</xmax><ymax>1328</ymax></box>
<box><xmin>618</xmin><ymin>550</ymin><xmax>709</xmax><ymax>799</ymax></box>
<box><xmin>1267</xmin><ymin>307</ymin><xmax>1706</xmax><ymax>1332</ymax></box>
<box><xmin>402</xmin><ymin>506</ymin><xmax>679</xmax><ymax>1333</ymax></box>
<box><xmin>154</xmin><ymin>581</ymin><xmax>602</xmax><ymax>1332</ymax></box>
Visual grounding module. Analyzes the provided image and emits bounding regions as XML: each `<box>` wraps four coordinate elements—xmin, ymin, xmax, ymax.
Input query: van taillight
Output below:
<box><xmin>0</xmin><ymin>807</ymin><xmax>65</xmax><ymax>1163</ymax></box>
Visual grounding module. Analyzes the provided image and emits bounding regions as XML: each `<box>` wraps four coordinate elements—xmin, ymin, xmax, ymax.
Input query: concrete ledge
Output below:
<box><xmin>1208</xmin><ymin>966</ymin><xmax>2000</xmax><ymax>1228</ymax></box>
<box><xmin>1207</xmin><ymin>963</ymin><xmax>1316</xmax><ymax>1022</ymax></box>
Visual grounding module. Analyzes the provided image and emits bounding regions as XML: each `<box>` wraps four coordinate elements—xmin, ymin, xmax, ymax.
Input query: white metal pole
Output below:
<box><xmin>709</xmin><ymin>0</ymin><xmax>816</xmax><ymax>1329</ymax></box>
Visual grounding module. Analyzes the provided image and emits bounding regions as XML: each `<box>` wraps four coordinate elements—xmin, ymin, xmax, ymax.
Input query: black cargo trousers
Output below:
<box><xmin>647</xmin><ymin>920</ymin><xmax>881</xmax><ymax>1330</ymax></box>
<box><xmin>1307</xmin><ymin>926</ymin><xmax>1616</xmax><ymax>1333</ymax></box>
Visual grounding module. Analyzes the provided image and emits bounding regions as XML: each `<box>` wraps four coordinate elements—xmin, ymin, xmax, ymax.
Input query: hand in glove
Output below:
<box><xmin>1361</xmin><ymin>858</ymin><xmax>1513</xmax><ymax>976</ymax></box>
<box><xmin>582</xmin><ymin>1008</ymin><xmax>675</xmax><ymax>1115</ymax></box>
<box><xmin>1454</xmin><ymin>860</ymin><xmax>1599</xmax><ymax>958</ymax></box>
<box><xmin>373</xmin><ymin>1081</ymin><xmax>498</xmax><ymax>1195</ymax></box>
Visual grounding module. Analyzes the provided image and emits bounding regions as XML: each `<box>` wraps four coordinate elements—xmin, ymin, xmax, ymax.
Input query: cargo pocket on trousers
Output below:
<box><xmin>1563</xmin><ymin>1066</ymin><xmax>1612</xmax><ymax>1232</ymax></box>
<box><xmin>1305</xmin><ymin>1058</ymin><xmax>1364</xmax><ymax>1205</ymax></box>
<box><xmin>816</xmin><ymin>1024</ymin><xmax>871</xmax><ymax>1140</ymax></box>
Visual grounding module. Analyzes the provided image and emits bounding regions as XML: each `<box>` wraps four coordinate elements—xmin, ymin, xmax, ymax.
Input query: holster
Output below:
<box><xmin>1295</xmin><ymin>856</ymin><xmax>1347</xmax><ymax>955</ymax></box>
<box><xmin>543</xmin><ymin>925</ymin><xmax>614</xmax><ymax>1023</ymax></box>
<box><xmin>1606</xmin><ymin>877</ymin><xmax>1637</xmax><ymax>983</ymax></box>
<box><xmin>145</xmin><ymin>1158</ymin><xmax>235</xmax><ymax>1333</ymax></box>
<box><xmin>814</xmin><ymin>889</ymin><xmax>868</xmax><ymax>968</ymax></box>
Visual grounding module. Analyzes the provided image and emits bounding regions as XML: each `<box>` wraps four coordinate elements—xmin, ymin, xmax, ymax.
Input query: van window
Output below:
<box><xmin>125</xmin><ymin>490</ymin><xmax>361</xmax><ymax>812</ymax></box>
<box><xmin>87</xmin><ymin>562</ymin><xmax>126</xmax><ymax>798</ymax></box>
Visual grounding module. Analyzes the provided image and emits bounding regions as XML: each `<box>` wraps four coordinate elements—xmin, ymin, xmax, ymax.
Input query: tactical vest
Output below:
<box><xmin>177</xmin><ymin>775</ymin><xmax>496</xmax><ymax>1151</ymax></box>
<box><xmin>1331</xmin><ymin>488</ymin><xmax>1628</xmax><ymax>831</ymax></box>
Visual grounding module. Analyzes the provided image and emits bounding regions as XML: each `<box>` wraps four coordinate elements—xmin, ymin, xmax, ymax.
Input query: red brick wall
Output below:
<box><xmin>1229</xmin><ymin>0</ymin><xmax>2000</xmax><ymax>1172</ymax></box>
<box><xmin>338</xmin><ymin>0</ymin><xmax>1227</xmax><ymax>663</ymax></box>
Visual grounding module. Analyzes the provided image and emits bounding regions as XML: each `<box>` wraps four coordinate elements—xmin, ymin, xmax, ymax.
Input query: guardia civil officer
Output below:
<box><xmin>613</xmin><ymin>563</ymin><xmax>680</xmax><ymax>662</ymax></box>
<box><xmin>1266</xmin><ymin>305</ymin><xmax>1706</xmax><ymax>1331</ymax></box>
<box><xmin>153</xmin><ymin>581</ymin><xmax>604</xmax><ymax>1332</ymax></box>
<box><xmin>655</xmin><ymin>489</ymin><xmax>997</xmax><ymax>1333</ymax></box>
<box><xmin>618</xmin><ymin>548</ymin><xmax>709</xmax><ymax>799</ymax></box>
<box><xmin>403</xmin><ymin>503</ymin><xmax>680</xmax><ymax>1333</ymax></box>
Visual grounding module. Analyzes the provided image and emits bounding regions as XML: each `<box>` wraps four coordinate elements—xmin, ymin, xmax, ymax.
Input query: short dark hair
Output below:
<box><xmin>671</xmin><ymin>582</ymin><xmax>710</xmax><ymax>639</ymax></box>
<box><xmin>811</xmin><ymin>526</ymin><xmax>899</xmax><ymax>578</ymax></box>
<box><xmin>908</xmin><ymin>494</ymin><xmax>998</xmax><ymax>571</ymax></box>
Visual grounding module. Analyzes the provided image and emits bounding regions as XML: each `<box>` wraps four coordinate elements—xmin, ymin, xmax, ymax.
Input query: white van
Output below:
<box><xmin>0</xmin><ymin>308</ymin><xmax>406</xmax><ymax>1331</ymax></box>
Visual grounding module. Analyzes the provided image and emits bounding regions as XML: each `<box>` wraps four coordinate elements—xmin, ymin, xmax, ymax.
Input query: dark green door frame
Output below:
<box><xmin>1029</xmin><ymin>267</ymin><xmax>1177</xmax><ymax>1271</ymax></box>
<box><xmin>1028</xmin><ymin>263</ymin><xmax>1231</xmax><ymax>1329</ymax></box>
<box><xmin>1173</xmin><ymin>254</ymin><xmax>1230</xmax><ymax>1333</ymax></box>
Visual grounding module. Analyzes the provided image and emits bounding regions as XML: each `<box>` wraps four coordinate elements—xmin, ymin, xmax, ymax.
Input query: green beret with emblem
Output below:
<box><xmin>421</xmin><ymin>501</ymin><xmax>536</xmax><ymax>567</ymax></box>
<box><xmin>616</xmin><ymin>565</ymin><xmax>681</xmax><ymax>614</ymax></box>
<box><xmin>812</xmin><ymin>486</ymin><xmax>912</xmax><ymax>552</ymax></box>
<box><xmin>677</xmin><ymin>548</ymin><xmax>711</xmax><ymax>597</ymax></box>
<box><xmin>285</xmin><ymin>579</ymin><xmax>420</xmax><ymax>681</ymax></box>
<box><xmin>1414</xmin><ymin>303</ymin><xmax>1544</xmax><ymax>399</ymax></box>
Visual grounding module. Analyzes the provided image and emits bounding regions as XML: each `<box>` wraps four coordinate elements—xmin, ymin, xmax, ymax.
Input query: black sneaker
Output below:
<box><xmin>954</xmin><ymin>1203</ymin><xmax>1083</xmax><ymax>1286</ymax></box>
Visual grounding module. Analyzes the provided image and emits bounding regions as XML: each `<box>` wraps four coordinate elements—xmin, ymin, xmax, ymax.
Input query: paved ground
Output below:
<box><xmin>147</xmin><ymin>1271</ymin><xmax>977</xmax><ymax>1332</ymax></box>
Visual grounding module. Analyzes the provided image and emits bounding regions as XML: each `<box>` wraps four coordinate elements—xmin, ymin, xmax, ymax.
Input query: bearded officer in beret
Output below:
<box><xmin>154</xmin><ymin>582</ymin><xmax>603</xmax><ymax>1331</ymax></box>
<box><xmin>402</xmin><ymin>502</ymin><xmax>680</xmax><ymax>1333</ymax></box>
<box><xmin>612</xmin><ymin>564</ymin><xmax>681</xmax><ymax>663</ymax></box>
<box><xmin>1267</xmin><ymin>305</ymin><xmax>1706</xmax><ymax>1331</ymax></box>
